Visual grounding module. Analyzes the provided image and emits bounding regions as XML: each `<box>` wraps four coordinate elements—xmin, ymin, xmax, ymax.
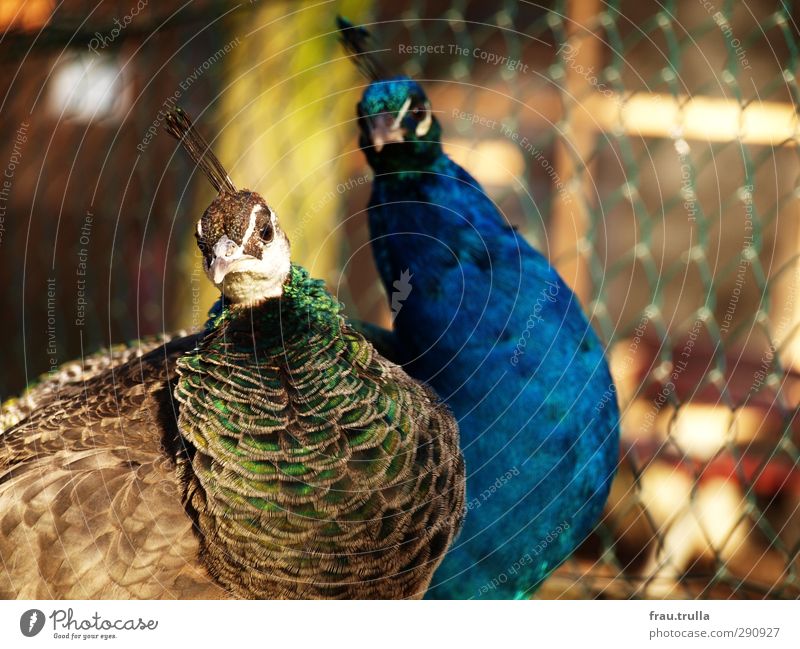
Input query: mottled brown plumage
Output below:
<box><xmin>0</xmin><ymin>334</ymin><xmax>228</xmax><ymax>598</ymax></box>
<box><xmin>0</xmin><ymin>332</ymin><xmax>189</xmax><ymax>430</ymax></box>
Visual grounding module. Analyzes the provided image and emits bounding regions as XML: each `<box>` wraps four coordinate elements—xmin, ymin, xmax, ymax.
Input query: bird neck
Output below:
<box><xmin>363</xmin><ymin>137</ymin><xmax>445</xmax><ymax>176</ymax></box>
<box><xmin>205</xmin><ymin>264</ymin><xmax>343</xmax><ymax>345</ymax></box>
<box><xmin>173</xmin><ymin>264</ymin><xmax>350</xmax><ymax>596</ymax></box>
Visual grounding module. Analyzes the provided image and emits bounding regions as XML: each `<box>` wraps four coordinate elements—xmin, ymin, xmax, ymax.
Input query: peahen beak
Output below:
<box><xmin>210</xmin><ymin>257</ymin><xmax>233</xmax><ymax>285</ymax></box>
<box><xmin>210</xmin><ymin>235</ymin><xmax>244</xmax><ymax>285</ymax></box>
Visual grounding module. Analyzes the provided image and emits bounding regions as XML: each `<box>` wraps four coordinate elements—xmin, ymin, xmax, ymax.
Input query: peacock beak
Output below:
<box><xmin>368</xmin><ymin>112</ymin><xmax>405</xmax><ymax>153</ymax></box>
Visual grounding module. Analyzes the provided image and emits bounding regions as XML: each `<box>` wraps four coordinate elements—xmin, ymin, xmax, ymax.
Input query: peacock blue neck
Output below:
<box><xmin>362</xmin><ymin>134</ymin><xmax>444</xmax><ymax>177</ymax></box>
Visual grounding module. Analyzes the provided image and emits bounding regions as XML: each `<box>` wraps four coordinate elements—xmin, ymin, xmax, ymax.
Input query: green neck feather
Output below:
<box><xmin>174</xmin><ymin>260</ymin><xmax>464</xmax><ymax>598</ymax></box>
<box><xmin>204</xmin><ymin>264</ymin><xmax>342</xmax><ymax>343</ymax></box>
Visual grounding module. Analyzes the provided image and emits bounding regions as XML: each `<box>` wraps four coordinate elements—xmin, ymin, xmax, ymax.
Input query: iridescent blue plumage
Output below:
<box><xmin>350</xmin><ymin>66</ymin><xmax>620</xmax><ymax>598</ymax></box>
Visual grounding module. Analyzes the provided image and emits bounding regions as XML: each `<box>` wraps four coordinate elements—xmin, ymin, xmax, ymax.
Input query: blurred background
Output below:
<box><xmin>1</xmin><ymin>0</ymin><xmax>799</xmax><ymax>598</ymax></box>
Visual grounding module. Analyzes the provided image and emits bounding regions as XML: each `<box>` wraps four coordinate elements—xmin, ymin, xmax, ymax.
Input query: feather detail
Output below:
<box><xmin>174</xmin><ymin>265</ymin><xmax>464</xmax><ymax>599</ymax></box>
<box><xmin>164</xmin><ymin>109</ymin><xmax>236</xmax><ymax>194</ymax></box>
<box><xmin>336</xmin><ymin>16</ymin><xmax>389</xmax><ymax>82</ymax></box>
<box><xmin>0</xmin><ymin>334</ymin><xmax>229</xmax><ymax>599</ymax></box>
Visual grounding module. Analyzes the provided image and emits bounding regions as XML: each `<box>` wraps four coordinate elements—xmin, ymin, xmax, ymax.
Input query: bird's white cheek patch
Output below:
<box><xmin>221</xmin><ymin>271</ymin><xmax>279</xmax><ymax>305</ymax></box>
<box><xmin>416</xmin><ymin>102</ymin><xmax>433</xmax><ymax>137</ymax></box>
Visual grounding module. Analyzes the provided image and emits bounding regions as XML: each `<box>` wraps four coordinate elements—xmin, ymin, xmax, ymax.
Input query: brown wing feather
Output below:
<box><xmin>1</xmin><ymin>331</ymin><xmax>190</xmax><ymax>430</ymax></box>
<box><xmin>0</xmin><ymin>334</ymin><xmax>229</xmax><ymax>599</ymax></box>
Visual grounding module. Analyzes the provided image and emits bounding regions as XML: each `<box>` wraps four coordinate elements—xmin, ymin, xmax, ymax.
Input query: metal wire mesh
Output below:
<box><xmin>343</xmin><ymin>0</ymin><xmax>800</xmax><ymax>599</ymax></box>
<box><xmin>0</xmin><ymin>1</ymin><xmax>231</xmax><ymax>398</ymax></box>
<box><xmin>1</xmin><ymin>0</ymin><xmax>799</xmax><ymax>599</ymax></box>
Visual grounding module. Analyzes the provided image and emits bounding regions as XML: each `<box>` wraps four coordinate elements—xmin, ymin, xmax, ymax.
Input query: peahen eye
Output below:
<box><xmin>261</xmin><ymin>223</ymin><xmax>274</xmax><ymax>243</ymax></box>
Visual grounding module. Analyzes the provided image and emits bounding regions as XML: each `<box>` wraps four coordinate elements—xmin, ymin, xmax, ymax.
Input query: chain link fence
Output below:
<box><xmin>339</xmin><ymin>0</ymin><xmax>800</xmax><ymax>599</ymax></box>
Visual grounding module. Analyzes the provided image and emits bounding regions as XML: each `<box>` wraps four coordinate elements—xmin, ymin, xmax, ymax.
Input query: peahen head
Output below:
<box><xmin>337</xmin><ymin>17</ymin><xmax>442</xmax><ymax>171</ymax></box>
<box><xmin>165</xmin><ymin>109</ymin><xmax>291</xmax><ymax>306</ymax></box>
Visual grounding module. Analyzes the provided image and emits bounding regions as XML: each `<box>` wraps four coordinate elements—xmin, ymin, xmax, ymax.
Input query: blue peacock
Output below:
<box><xmin>338</xmin><ymin>17</ymin><xmax>620</xmax><ymax>599</ymax></box>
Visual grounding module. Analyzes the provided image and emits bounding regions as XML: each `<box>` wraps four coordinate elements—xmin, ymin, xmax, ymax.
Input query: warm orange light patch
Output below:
<box><xmin>0</xmin><ymin>0</ymin><xmax>53</xmax><ymax>32</ymax></box>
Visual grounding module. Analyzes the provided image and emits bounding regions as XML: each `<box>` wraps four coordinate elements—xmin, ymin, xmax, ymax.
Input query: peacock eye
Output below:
<box><xmin>410</xmin><ymin>103</ymin><xmax>424</xmax><ymax>119</ymax></box>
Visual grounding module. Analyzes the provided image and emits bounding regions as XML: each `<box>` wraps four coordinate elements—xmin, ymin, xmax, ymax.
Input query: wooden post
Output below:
<box><xmin>551</xmin><ymin>0</ymin><xmax>603</xmax><ymax>307</ymax></box>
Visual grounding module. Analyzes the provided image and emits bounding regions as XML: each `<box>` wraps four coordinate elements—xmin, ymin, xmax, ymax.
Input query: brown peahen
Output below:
<box><xmin>0</xmin><ymin>110</ymin><xmax>465</xmax><ymax>599</ymax></box>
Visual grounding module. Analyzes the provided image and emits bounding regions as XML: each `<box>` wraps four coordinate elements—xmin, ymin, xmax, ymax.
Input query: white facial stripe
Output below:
<box><xmin>416</xmin><ymin>101</ymin><xmax>433</xmax><ymax>137</ymax></box>
<box><xmin>242</xmin><ymin>204</ymin><xmax>263</xmax><ymax>246</ymax></box>
<box><xmin>392</xmin><ymin>96</ymin><xmax>412</xmax><ymax>130</ymax></box>
<box><xmin>196</xmin><ymin>220</ymin><xmax>203</xmax><ymax>237</ymax></box>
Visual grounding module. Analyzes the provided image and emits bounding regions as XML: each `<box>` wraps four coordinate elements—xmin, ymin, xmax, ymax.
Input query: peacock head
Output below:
<box><xmin>337</xmin><ymin>17</ymin><xmax>442</xmax><ymax>171</ymax></box>
<box><xmin>165</xmin><ymin>109</ymin><xmax>291</xmax><ymax>306</ymax></box>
